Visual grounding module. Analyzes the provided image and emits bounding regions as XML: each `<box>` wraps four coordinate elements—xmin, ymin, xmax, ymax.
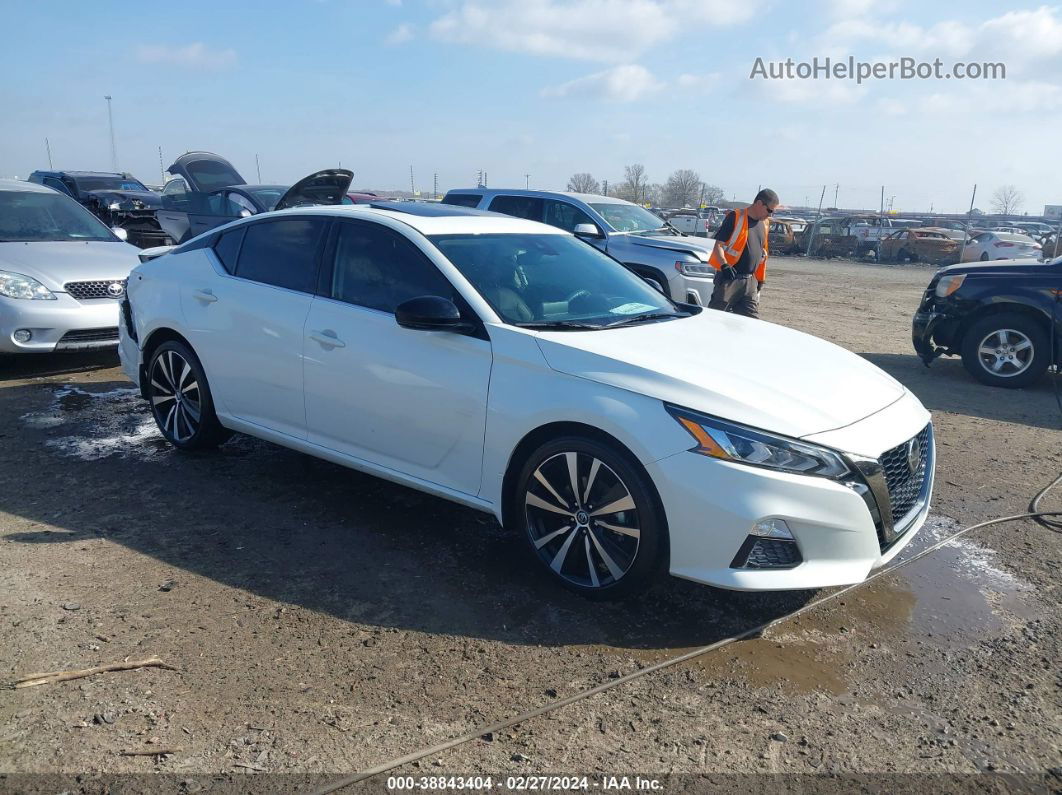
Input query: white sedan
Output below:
<box><xmin>963</xmin><ymin>231</ymin><xmax>1042</xmax><ymax>261</ymax></box>
<box><xmin>120</xmin><ymin>204</ymin><xmax>934</xmax><ymax>597</ymax></box>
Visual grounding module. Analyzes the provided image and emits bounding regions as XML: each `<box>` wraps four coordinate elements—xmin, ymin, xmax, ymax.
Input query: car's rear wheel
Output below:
<box><xmin>147</xmin><ymin>340</ymin><xmax>231</xmax><ymax>449</ymax></box>
<box><xmin>960</xmin><ymin>313</ymin><xmax>1050</xmax><ymax>388</ymax></box>
<box><xmin>979</xmin><ymin>251</ymin><xmax>990</xmax><ymax>261</ymax></box>
<box><xmin>514</xmin><ymin>436</ymin><xmax>665</xmax><ymax>599</ymax></box>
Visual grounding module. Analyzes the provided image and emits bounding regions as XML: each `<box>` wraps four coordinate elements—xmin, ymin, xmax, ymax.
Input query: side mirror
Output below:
<box><xmin>239</xmin><ymin>209</ymin><xmax>253</xmax><ymax>218</ymax></box>
<box><xmin>573</xmin><ymin>223</ymin><xmax>604</xmax><ymax>239</ymax></box>
<box><xmin>395</xmin><ymin>296</ymin><xmax>469</xmax><ymax>332</ymax></box>
<box><xmin>138</xmin><ymin>245</ymin><xmax>176</xmax><ymax>263</ymax></box>
<box><xmin>111</xmin><ymin>226</ymin><xmax>129</xmax><ymax>241</ymax></box>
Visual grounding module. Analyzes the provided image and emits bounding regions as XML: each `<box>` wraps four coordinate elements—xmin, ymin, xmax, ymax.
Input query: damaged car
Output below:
<box><xmin>912</xmin><ymin>255</ymin><xmax>1061</xmax><ymax>388</ymax></box>
<box><xmin>878</xmin><ymin>228</ymin><xmax>960</xmax><ymax>264</ymax></box>
<box><xmin>155</xmin><ymin>152</ymin><xmax>352</xmax><ymax>244</ymax></box>
<box><xmin>27</xmin><ymin>170</ymin><xmax>167</xmax><ymax>248</ymax></box>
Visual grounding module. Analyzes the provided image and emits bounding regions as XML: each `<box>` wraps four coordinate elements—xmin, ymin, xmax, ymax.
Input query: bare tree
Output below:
<box><xmin>620</xmin><ymin>164</ymin><xmax>648</xmax><ymax>203</ymax></box>
<box><xmin>643</xmin><ymin>183</ymin><xmax>664</xmax><ymax>206</ymax></box>
<box><xmin>701</xmin><ymin>184</ymin><xmax>725</xmax><ymax>206</ymax></box>
<box><xmin>567</xmin><ymin>173</ymin><xmax>600</xmax><ymax>194</ymax></box>
<box><xmin>991</xmin><ymin>185</ymin><xmax>1024</xmax><ymax>216</ymax></box>
<box><xmin>663</xmin><ymin>169</ymin><xmax>701</xmax><ymax>207</ymax></box>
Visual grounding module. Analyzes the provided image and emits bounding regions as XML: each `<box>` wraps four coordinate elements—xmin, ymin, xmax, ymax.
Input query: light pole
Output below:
<box><xmin>104</xmin><ymin>95</ymin><xmax>118</xmax><ymax>171</ymax></box>
<box><xmin>525</xmin><ymin>173</ymin><xmax>530</xmax><ymax>189</ymax></box>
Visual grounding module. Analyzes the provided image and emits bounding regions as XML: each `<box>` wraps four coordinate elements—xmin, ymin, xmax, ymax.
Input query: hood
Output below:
<box><xmin>940</xmin><ymin>258</ymin><xmax>1047</xmax><ymax>277</ymax></box>
<box><xmin>274</xmin><ymin>168</ymin><xmax>354</xmax><ymax>211</ymax></box>
<box><xmin>534</xmin><ymin>310</ymin><xmax>906</xmax><ymax>440</ymax></box>
<box><xmin>84</xmin><ymin>189</ymin><xmax>162</xmax><ymax>209</ymax></box>
<box><xmin>626</xmin><ymin>233</ymin><xmax>715</xmax><ymax>259</ymax></box>
<box><xmin>0</xmin><ymin>241</ymin><xmax>142</xmax><ymax>291</ymax></box>
<box><xmin>167</xmin><ymin>151</ymin><xmax>245</xmax><ymax>193</ymax></box>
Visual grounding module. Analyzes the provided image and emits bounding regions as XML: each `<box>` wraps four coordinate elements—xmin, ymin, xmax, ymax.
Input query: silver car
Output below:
<box><xmin>442</xmin><ymin>189</ymin><xmax>717</xmax><ymax>305</ymax></box>
<box><xmin>0</xmin><ymin>179</ymin><xmax>142</xmax><ymax>354</ymax></box>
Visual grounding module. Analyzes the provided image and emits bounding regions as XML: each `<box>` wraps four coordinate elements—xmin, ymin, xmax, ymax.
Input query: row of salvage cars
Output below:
<box><xmin>28</xmin><ymin>152</ymin><xmax>353</xmax><ymax>248</ymax></box>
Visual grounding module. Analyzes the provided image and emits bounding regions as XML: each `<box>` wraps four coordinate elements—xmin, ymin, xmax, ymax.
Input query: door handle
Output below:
<box><xmin>309</xmin><ymin>329</ymin><xmax>346</xmax><ymax>348</ymax></box>
<box><xmin>192</xmin><ymin>288</ymin><xmax>218</xmax><ymax>304</ymax></box>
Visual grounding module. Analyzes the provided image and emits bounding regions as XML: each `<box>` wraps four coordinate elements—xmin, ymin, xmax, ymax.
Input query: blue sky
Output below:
<box><xmin>2</xmin><ymin>0</ymin><xmax>1061</xmax><ymax>214</ymax></box>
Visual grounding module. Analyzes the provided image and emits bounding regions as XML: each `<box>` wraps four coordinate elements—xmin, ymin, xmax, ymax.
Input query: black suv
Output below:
<box><xmin>913</xmin><ymin>257</ymin><xmax>1061</xmax><ymax>388</ymax></box>
<box><xmin>26</xmin><ymin>170</ymin><xmax>166</xmax><ymax>248</ymax></box>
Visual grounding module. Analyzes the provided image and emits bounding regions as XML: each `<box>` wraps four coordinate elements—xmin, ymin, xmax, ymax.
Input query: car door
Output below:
<box><xmin>302</xmin><ymin>219</ymin><xmax>492</xmax><ymax>495</ymax></box>
<box><xmin>156</xmin><ymin>178</ymin><xmax>192</xmax><ymax>243</ymax></box>
<box><xmin>181</xmin><ymin>216</ymin><xmax>328</xmax><ymax>439</ymax></box>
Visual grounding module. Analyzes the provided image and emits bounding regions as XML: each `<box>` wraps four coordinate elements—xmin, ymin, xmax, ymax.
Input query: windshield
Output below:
<box><xmin>429</xmin><ymin>233</ymin><xmax>681</xmax><ymax>329</ymax></box>
<box><xmin>589</xmin><ymin>202</ymin><xmax>673</xmax><ymax>234</ymax></box>
<box><xmin>246</xmin><ymin>187</ymin><xmax>286</xmax><ymax>210</ymax></box>
<box><xmin>76</xmin><ymin>176</ymin><xmax>148</xmax><ymax>192</ymax></box>
<box><xmin>0</xmin><ymin>190</ymin><xmax>117</xmax><ymax>242</ymax></box>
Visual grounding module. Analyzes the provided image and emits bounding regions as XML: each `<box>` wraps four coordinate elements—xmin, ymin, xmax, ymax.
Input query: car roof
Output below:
<box><xmin>444</xmin><ymin>187</ymin><xmax>634</xmax><ymax>206</ymax></box>
<box><xmin>0</xmin><ymin>179</ymin><xmax>57</xmax><ymax>193</ymax></box>
<box><xmin>256</xmin><ymin>204</ymin><xmax>568</xmax><ymax>236</ymax></box>
<box><xmin>31</xmin><ymin>170</ymin><xmax>131</xmax><ymax>178</ymax></box>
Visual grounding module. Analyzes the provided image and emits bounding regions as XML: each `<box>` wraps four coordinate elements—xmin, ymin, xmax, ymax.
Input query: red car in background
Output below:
<box><xmin>345</xmin><ymin>192</ymin><xmax>381</xmax><ymax>204</ymax></box>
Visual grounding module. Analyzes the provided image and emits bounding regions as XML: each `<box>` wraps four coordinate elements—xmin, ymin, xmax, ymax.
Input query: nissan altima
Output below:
<box><xmin>0</xmin><ymin>179</ymin><xmax>144</xmax><ymax>355</ymax></box>
<box><xmin>119</xmin><ymin>203</ymin><xmax>934</xmax><ymax>597</ymax></box>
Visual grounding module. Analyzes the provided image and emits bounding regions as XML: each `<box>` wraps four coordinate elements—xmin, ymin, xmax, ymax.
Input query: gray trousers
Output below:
<box><xmin>708</xmin><ymin>271</ymin><xmax>760</xmax><ymax>318</ymax></box>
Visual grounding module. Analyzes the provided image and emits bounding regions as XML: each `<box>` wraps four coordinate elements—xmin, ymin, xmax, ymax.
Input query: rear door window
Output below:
<box><xmin>235</xmin><ymin>218</ymin><xmax>326</xmax><ymax>293</ymax></box>
<box><xmin>488</xmin><ymin>195</ymin><xmax>545</xmax><ymax>222</ymax></box>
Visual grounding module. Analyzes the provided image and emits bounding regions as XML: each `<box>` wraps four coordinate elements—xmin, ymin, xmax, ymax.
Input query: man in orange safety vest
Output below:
<box><xmin>707</xmin><ymin>188</ymin><xmax>779</xmax><ymax>318</ymax></box>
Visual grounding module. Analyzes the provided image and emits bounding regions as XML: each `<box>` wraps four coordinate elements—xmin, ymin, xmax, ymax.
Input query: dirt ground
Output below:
<box><xmin>1</xmin><ymin>257</ymin><xmax>1059</xmax><ymax>793</ymax></box>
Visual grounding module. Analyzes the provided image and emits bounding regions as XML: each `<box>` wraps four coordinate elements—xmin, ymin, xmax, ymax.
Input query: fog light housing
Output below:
<box><xmin>13</xmin><ymin>329</ymin><xmax>32</xmax><ymax>343</ymax></box>
<box><xmin>751</xmin><ymin>518</ymin><xmax>794</xmax><ymax>539</ymax></box>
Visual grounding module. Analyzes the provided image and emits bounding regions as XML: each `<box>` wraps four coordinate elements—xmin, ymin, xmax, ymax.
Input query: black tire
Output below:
<box><xmin>511</xmin><ymin>436</ymin><xmax>666</xmax><ymax>599</ymax></box>
<box><xmin>979</xmin><ymin>251</ymin><xmax>990</xmax><ymax>261</ymax></box>
<box><xmin>147</xmin><ymin>340</ymin><xmax>231</xmax><ymax>449</ymax></box>
<box><xmin>960</xmin><ymin>312</ymin><xmax>1050</xmax><ymax>389</ymax></box>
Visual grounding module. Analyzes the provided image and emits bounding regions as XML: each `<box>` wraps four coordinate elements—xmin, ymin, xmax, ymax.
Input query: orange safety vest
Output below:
<box><xmin>708</xmin><ymin>208</ymin><xmax>769</xmax><ymax>282</ymax></box>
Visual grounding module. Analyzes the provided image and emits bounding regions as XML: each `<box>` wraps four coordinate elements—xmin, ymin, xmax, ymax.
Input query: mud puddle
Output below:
<box><xmin>598</xmin><ymin>516</ymin><xmax>1039</xmax><ymax>696</ymax></box>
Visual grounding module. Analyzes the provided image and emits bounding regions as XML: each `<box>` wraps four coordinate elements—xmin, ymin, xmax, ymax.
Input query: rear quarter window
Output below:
<box><xmin>213</xmin><ymin>228</ymin><xmax>245</xmax><ymax>273</ymax></box>
<box><xmin>441</xmin><ymin>193</ymin><xmax>483</xmax><ymax>208</ymax></box>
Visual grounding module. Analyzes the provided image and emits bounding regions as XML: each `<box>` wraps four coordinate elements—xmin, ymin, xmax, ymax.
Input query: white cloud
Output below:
<box><xmin>676</xmin><ymin>71</ymin><xmax>720</xmax><ymax>93</ymax></box>
<box><xmin>752</xmin><ymin>75</ymin><xmax>864</xmax><ymax>105</ymax></box>
<box><xmin>385</xmin><ymin>23</ymin><xmax>413</xmax><ymax>45</ymax></box>
<box><xmin>876</xmin><ymin>97</ymin><xmax>907</xmax><ymax>116</ymax></box>
<box><xmin>918</xmin><ymin>79</ymin><xmax>1062</xmax><ymax>114</ymax></box>
<box><xmin>430</xmin><ymin>0</ymin><xmax>757</xmax><ymax>62</ymax></box>
<box><xmin>541</xmin><ymin>64</ymin><xmax>664</xmax><ymax>102</ymax></box>
<box><xmin>135</xmin><ymin>42</ymin><xmax>237</xmax><ymax>70</ymax></box>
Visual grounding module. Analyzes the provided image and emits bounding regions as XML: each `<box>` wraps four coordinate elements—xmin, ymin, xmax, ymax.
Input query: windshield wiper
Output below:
<box><xmin>601</xmin><ymin>311</ymin><xmax>690</xmax><ymax>328</ymax></box>
<box><xmin>515</xmin><ymin>320</ymin><xmax>605</xmax><ymax>331</ymax></box>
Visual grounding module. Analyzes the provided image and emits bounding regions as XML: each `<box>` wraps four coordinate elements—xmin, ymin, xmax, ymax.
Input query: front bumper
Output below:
<box><xmin>648</xmin><ymin>397</ymin><xmax>933</xmax><ymax>591</ymax></box>
<box><xmin>0</xmin><ymin>294</ymin><xmax>120</xmax><ymax>353</ymax></box>
<box><xmin>912</xmin><ymin>310</ymin><xmax>944</xmax><ymax>363</ymax></box>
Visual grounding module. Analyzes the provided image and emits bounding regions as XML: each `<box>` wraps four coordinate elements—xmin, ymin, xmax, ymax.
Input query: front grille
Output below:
<box><xmin>65</xmin><ymin>279</ymin><xmax>127</xmax><ymax>300</ymax></box>
<box><xmin>879</xmin><ymin>424</ymin><xmax>932</xmax><ymax>523</ymax></box>
<box><xmin>58</xmin><ymin>328</ymin><xmax>119</xmax><ymax>344</ymax></box>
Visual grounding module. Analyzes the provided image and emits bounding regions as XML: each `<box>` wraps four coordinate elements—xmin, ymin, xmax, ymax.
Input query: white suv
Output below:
<box><xmin>120</xmin><ymin>203</ymin><xmax>933</xmax><ymax>597</ymax></box>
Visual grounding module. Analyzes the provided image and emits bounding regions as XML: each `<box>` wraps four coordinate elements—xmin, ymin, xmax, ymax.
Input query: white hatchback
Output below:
<box><xmin>120</xmin><ymin>203</ymin><xmax>934</xmax><ymax>597</ymax></box>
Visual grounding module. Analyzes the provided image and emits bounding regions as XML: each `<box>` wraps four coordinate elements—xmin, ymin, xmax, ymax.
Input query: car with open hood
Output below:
<box><xmin>441</xmin><ymin>189</ymin><xmax>719</xmax><ymax>306</ymax></box>
<box><xmin>155</xmin><ymin>151</ymin><xmax>352</xmax><ymax>244</ymax></box>
<box><xmin>27</xmin><ymin>170</ymin><xmax>166</xmax><ymax>248</ymax></box>
<box><xmin>119</xmin><ymin>202</ymin><xmax>934</xmax><ymax>598</ymax></box>
<box><xmin>0</xmin><ymin>179</ymin><xmax>142</xmax><ymax>354</ymax></box>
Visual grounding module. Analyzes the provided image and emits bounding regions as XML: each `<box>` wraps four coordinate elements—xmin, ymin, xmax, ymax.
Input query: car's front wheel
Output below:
<box><xmin>514</xmin><ymin>436</ymin><xmax>665</xmax><ymax>598</ymax></box>
<box><xmin>960</xmin><ymin>313</ymin><xmax>1050</xmax><ymax>388</ymax></box>
<box><xmin>147</xmin><ymin>340</ymin><xmax>231</xmax><ymax>449</ymax></box>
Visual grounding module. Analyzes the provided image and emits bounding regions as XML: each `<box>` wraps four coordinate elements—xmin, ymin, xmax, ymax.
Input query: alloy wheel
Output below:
<box><xmin>524</xmin><ymin>451</ymin><xmax>640</xmax><ymax>589</ymax></box>
<box><xmin>976</xmin><ymin>328</ymin><xmax>1034</xmax><ymax>377</ymax></box>
<box><xmin>150</xmin><ymin>349</ymin><xmax>202</xmax><ymax>442</ymax></box>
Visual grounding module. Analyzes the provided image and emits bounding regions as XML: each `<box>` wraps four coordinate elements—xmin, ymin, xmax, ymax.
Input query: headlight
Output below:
<box><xmin>667</xmin><ymin>405</ymin><xmax>850</xmax><ymax>480</ymax></box>
<box><xmin>0</xmin><ymin>270</ymin><xmax>57</xmax><ymax>300</ymax></box>
<box><xmin>674</xmin><ymin>259</ymin><xmax>714</xmax><ymax>277</ymax></box>
<box><xmin>934</xmin><ymin>274</ymin><xmax>966</xmax><ymax>298</ymax></box>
